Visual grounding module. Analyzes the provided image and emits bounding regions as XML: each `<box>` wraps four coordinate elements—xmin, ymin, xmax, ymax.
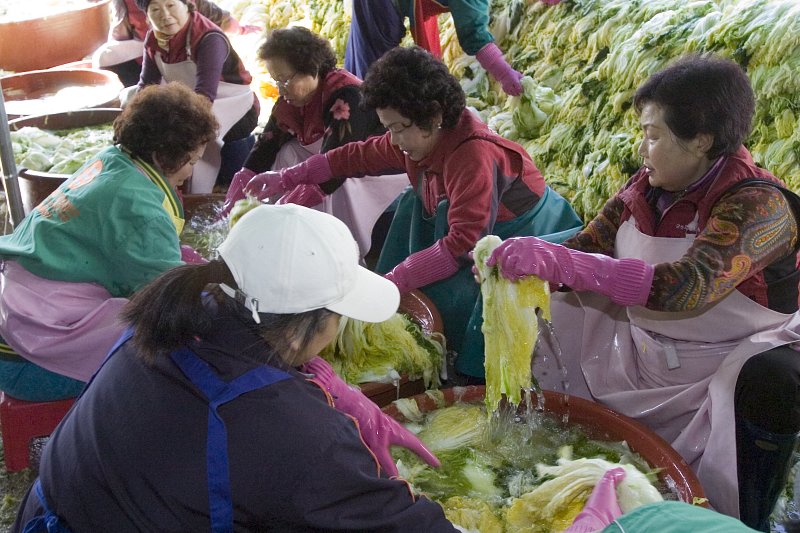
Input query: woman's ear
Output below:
<box><xmin>693</xmin><ymin>133</ymin><xmax>714</xmax><ymax>157</ymax></box>
<box><xmin>433</xmin><ymin>111</ymin><xmax>443</xmax><ymax>129</ymax></box>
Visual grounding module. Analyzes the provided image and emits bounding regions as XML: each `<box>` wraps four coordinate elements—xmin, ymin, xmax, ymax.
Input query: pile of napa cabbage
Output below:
<box><xmin>11</xmin><ymin>125</ymin><xmax>113</xmax><ymax>175</ymax></box>
<box><xmin>443</xmin><ymin>0</ymin><xmax>800</xmax><ymax>221</ymax></box>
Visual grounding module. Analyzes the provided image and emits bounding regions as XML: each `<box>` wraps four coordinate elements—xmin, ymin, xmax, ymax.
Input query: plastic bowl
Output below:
<box><xmin>383</xmin><ymin>385</ymin><xmax>707</xmax><ymax>505</ymax></box>
<box><xmin>0</xmin><ymin>0</ymin><xmax>111</xmax><ymax>72</ymax></box>
<box><xmin>9</xmin><ymin>108</ymin><xmax>121</xmax><ymax>214</ymax></box>
<box><xmin>2</xmin><ymin>69</ymin><xmax>123</xmax><ymax>119</ymax></box>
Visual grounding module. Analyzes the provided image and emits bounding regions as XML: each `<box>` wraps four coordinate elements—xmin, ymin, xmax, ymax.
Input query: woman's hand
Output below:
<box><xmin>487</xmin><ymin>237</ymin><xmax>654</xmax><ymax>306</ymax></box>
<box><xmin>242</xmin><ymin>170</ymin><xmax>284</xmax><ymax>201</ymax></box>
<box><xmin>220</xmin><ymin>167</ymin><xmax>255</xmax><ymax>217</ymax></box>
<box><xmin>303</xmin><ymin>356</ymin><xmax>440</xmax><ymax>477</ymax></box>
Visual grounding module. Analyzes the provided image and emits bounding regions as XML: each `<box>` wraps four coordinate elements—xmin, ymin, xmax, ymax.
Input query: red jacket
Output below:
<box><xmin>327</xmin><ymin>110</ymin><xmax>546</xmax><ymax>259</ymax></box>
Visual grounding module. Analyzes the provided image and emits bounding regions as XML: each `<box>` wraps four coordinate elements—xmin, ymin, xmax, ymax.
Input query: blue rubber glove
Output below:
<box><xmin>304</xmin><ymin>356</ymin><xmax>440</xmax><ymax>477</ymax></box>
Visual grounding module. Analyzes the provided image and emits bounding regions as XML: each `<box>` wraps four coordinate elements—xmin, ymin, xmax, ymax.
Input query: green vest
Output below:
<box><xmin>0</xmin><ymin>146</ymin><xmax>183</xmax><ymax>297</ymax></box>
<box><xmin>603</xmin><ymin>501</ymin><xmax>759</xmax><ymax>532</ymax></box>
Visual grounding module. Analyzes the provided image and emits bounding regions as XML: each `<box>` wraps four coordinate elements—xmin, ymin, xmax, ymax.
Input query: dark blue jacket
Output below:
<box><xmin>14</xmin><ymin>298</ymin><xmax>455</xmax><ymax>532</ymax></box>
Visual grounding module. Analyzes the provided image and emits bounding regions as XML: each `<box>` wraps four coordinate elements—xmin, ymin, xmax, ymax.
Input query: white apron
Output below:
<box><xmin>534</xmin><ymin>216</ymin><xmax>800</xmax><ymax>517</ymax></box>
<box><xmin>156</xmin><ymin>51</ymin><xmax>254</xmax><ymax>193</ymax></box>
<box><xmin>273</xmin><ymin>139</ymin><xmax>409</xmax><ymax>257</ymax></box>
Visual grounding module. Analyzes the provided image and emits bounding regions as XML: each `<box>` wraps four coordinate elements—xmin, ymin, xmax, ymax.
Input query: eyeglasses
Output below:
<box><xmin>385</xmin><ymin>121</ymin><xmax>413</xmax><ymax>135</ymax></box>
<box><xmin>274</xmin><ymin>72</ymin><xmax>298</xmax><ymax>89</ymax></box>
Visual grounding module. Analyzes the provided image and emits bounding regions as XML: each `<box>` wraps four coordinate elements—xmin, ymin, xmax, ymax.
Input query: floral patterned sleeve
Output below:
<box><xmin>650</xmin><ymin>185</ymin><xmax>797</xmax><ymax>311</ymax></box>
<box><xmin>561</xmin><ymin>194</ymin><xmax>626</xmax><ymax>255</ymax></box>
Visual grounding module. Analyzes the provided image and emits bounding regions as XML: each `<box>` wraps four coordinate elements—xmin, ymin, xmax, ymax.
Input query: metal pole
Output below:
<box><xmin>0</xmin><ymin>80</ymin><xmax>25</xmax><ymax>227</ymax></box>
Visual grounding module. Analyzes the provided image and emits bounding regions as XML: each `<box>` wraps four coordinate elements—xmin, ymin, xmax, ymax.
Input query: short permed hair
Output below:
<box><xmin>634</xmin><ymin>54</ymin><xmax>755</xmax><ymax>158</ymax></box>
<box><xmin>258</xmin><ymin>27</ymin><xmax>337</xmax><ymax>79</ymax></box>
<box><xmin>114</xmin><ymin>82</ymin><xmax>218</xmax><ymax>174</ymax></box>
<box><xmin>361</xmin><ymin>46</ymin><xmax>465</xmax><ymax>130</ymax></box>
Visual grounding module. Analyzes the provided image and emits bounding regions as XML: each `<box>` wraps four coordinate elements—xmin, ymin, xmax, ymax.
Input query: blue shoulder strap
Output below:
<box><xmin>21</xmin><ymin>479</ymin><xmax>73</xmax><ymax>533</ymax></box>
<box><xmin>169</xmin><ymin>347</ymin><xmax>291</xmax><ymax>533</ymax></box>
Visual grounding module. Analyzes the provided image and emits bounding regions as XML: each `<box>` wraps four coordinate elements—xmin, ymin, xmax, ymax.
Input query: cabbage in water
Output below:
<box><xmin>392</xmin><ymin>403</ymin><xmax>664</xmax><ymax>533</ymax></box>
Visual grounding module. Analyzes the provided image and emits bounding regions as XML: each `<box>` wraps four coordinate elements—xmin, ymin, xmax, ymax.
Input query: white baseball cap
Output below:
<box><xmin>217</xmin><ymin>204</ymin><xmax>399</xmax><ymax>323</ymax></box>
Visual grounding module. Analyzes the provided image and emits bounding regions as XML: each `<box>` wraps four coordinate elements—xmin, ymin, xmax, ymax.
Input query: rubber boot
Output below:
<box><xmin>737</xmin><ymin>416</ymin><xmax>799</xmax><ymax>531</ymax></box>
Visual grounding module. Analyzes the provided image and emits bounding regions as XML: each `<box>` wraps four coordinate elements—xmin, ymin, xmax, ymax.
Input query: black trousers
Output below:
<box><xmin>735</xmin><ymin>345</ymin><xmax>800</xmax><ymax>434</ymax></box>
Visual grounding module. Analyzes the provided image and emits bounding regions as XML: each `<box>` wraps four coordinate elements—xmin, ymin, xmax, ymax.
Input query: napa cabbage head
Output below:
<box><xmin>319</xmin><ymin>314</ymin><xmax>444</xmax><ymax>388</ymax></box>
<box><xmin>505</xmin><ymin>456</ymin><xmax>663</xmax><ymax>532</ymax></box>
<box><xmin>474</xmin><ymin>235</ymin><xmax>550</xmax><ymax>415</ymax></box>
<box><xmin>443</xmin><ymin>496</ymin><xmax>504</xmax><ymax>533</ymax></box>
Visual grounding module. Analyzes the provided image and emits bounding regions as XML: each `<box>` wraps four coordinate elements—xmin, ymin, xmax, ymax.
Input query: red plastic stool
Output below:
<box><xmin>0</xmin><ymin>392</ymin><xmax>75</xmax><ymax>472</ymax></box>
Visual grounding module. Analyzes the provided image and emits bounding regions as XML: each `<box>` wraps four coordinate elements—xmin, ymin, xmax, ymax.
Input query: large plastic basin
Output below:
<box><xmin>0</xmin><ymin>0</ymin><xmax>111</xmax><ymax>72</ymax></box>
<box><xmin>383</xmin><ymin>385</ymin><xmax>707</xmax><ymax>505</ymax></box>
<box><xmin>2</xmin><ymin>69</ymin><xmax>122</xmax><ymax>119</ymax></box>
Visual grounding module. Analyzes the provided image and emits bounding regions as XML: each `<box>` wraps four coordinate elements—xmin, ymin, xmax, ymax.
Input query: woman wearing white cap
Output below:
<box><xmin>14</xmin><ymin>204</ymin><xmax>453</xmax><ymax>532</ymax></box>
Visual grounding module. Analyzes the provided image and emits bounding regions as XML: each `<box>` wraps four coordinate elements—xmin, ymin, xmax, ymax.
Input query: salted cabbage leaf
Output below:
<box><xmin>474</xmin><ymin>235</ymin><xmax>550</xmax><ymax>415</ymax></box>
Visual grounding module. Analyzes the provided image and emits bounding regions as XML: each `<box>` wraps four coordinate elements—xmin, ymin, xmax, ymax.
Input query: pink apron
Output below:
<box><xmin>273</xmin><ymin>138</ymin><xmax>409</xmax><ymax>258</ymax></box>
<box><xmin>534</xmin><ymin>216</ymin><xmax>800</xmax><ymax>517</ymax></box>
<box><xmin>0</xmin><ymin>261</ymin><xmax>128</xmax><ymax>381</ymax></box>
<box><xmin>156</xmin><ymin>53</ymin><xmax>255</xmax><ymax>193</ymax></box>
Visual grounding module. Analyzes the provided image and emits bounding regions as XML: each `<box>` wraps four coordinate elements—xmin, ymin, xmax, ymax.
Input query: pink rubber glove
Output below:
<box><xmin>220</xmin><ymin>167</ymin><xmax>255</xmax><ymax>218</ymax></box>
<box><xmin>180</xmin><ymin>245</ymin><xmax>208</xmax><ymax>264</ymax></box>
<box><xmin>475</xmin><ymin>42</ymin><xmax>523</xmax><ymax>96</ymax></box>
<box><xmin>243</xmin><ymin>153</ymin><xmax>333</xmax><ymax>202</ymax></box>
<box><xmin>303</xmin><ymin>356</ymin><xmax>440</xmax><ymax>477</ymax></box>
<box><xmin>486</xmin><ymin>236</ymin><xmax>654</xmax><ymax>306</ymax></box>
<box><xmin>564</xmin><ymin>467</ymin><xmax>626</xmax><ymax>533</ymax></box>
<box><xmin>384</xmin><ymin>241</ymin><xmax>459</xmax><ymax>294</ymax></box>
<box><xmin>277</xmin><ymin>184</ymin><xmax>326</xmax><ymax>207</ymax></box>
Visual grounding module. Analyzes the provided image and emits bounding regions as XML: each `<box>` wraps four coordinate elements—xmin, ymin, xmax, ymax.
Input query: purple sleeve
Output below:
<box><xmin>193</xmin><ymin>32</ymin><xmax>229</xmax><ymax>101</ymax></box>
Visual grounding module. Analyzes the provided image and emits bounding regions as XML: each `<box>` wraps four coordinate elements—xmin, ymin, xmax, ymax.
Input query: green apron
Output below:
<box><xmin>376</xmin><ymin>185</ymin><xmax>582</xmax><ymax>378</ymax></box>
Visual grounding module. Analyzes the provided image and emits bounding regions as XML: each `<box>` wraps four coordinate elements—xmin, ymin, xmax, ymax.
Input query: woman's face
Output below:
<box><xmin>637</xmin><ymin>102</ymin><xmax>714</xmax><ymax>192</ymax></box>
<box><xmin>146</xmin><ymin>0</ymin><xmax>190</xmax><ymax>37</ymax></box>
<box><xmin>265</xmin><ymin>57</ymin><xmax>319</xmax><ymax>107</ymax></box>
<box><xmin>376</xmin><ymin>107</ymin><xmax>442</xmax><ymax>162</ymax></box>
<box><xmin>294</xmin><ymin>313</ymin><xmax>340</xmax><ymax>366</ymax></box>
<box><xmin>162</xmin><ymin>144</ymin><xmax>206</xmax><ymax>189</ymax></box>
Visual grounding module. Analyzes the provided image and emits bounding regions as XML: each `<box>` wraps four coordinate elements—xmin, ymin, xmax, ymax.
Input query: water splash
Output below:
<box><xmin>535</xmin><ymin>310</ymin><xmax>571</xmax><ymax>425</ymax></box>
<box><xmin>393</xmin><ymin>375</ymin><xmax>401</xmax><ymax>401</ymax></box>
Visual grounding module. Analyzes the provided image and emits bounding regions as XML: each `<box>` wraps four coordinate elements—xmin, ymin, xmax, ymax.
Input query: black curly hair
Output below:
<box><xmin>114</xmin><ymin>82</ymin><xmax>218</xmax><ymax>174</ymax></box>
<box><xmin>258</xmin><ymin>27</ymin><xmax>337</xmax><ymax>79</ymax></box>
<box><xmin>361</xmin><ymin>46</ymin><xmax>465</xmax><ymax>130</ymax></box>
<box><xmin>634</xmin><ymin>54</ymin><xmax>755</xmax><ymax>158</ymax></box>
